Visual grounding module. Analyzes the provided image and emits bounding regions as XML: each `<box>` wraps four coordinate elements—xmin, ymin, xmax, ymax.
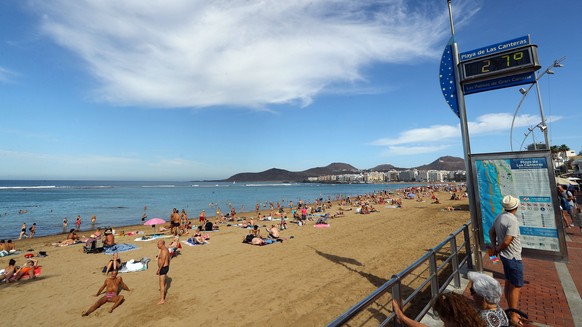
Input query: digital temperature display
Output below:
<box><xmin>461</xmin><ymin>45</ymin><xmax>540</xmax><ymax>82</ymax></box>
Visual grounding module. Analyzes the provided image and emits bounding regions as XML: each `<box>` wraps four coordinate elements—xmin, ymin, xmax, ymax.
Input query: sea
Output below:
<box><xmin>0</xmin><ymin>180</ymin><xmax>419</xmax><ymax>240</ymax></box>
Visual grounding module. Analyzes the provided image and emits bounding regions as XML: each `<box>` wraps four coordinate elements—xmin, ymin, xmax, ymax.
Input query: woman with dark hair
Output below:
<box><xmin>393</xmin><ymin>292</ymin><xmax>485</xmax><ymax>327</ymax></box>
<box><xmin>105</xmin><ymin>252</ymin><xmax>121</xmax><ymax>275</ymax></box>
<box><xmin>468</xmin><ymin>271</ymin><xmax>510</xmax><ymax>327</ymax></box>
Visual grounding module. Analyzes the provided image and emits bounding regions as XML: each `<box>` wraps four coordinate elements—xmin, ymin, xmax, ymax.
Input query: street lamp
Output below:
<box><xmin>509</xmin><ymin>57</ymin><xmax>566</xmax><ymax>151</ymax></box>
<box><xmin>520</xmin><ymin>122</ymin><xmax>547</xmax><ymax>151</ymax></box>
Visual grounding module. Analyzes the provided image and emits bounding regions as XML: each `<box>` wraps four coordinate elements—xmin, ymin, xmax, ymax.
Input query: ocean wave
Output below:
<box><xmin>244</xmin><ymin>183</ymin><xmax>295</xmax><ymax>187</ymax></box>
<box><xmin>0</xmin><ymin>185</ymin><xmax>57</xmax><ymax>190</ymax></box>
<box><xmin>142</xmin><ymin>185</ymin><xmax>176</xmax><ymax>188</ymax></box>
<box><xmin>0</xmin><ymin>185</ymin><xmax>115</xmax><ymax>190</ymax></box>
<box><xmin>57</xmin><ymin>185</ymin><xmax>113</xmax><ymax>189</ymax></box>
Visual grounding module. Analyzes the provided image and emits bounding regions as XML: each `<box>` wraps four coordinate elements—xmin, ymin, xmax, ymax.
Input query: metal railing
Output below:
<box><xmin>327</xmin><ymin>221</ymin><xmax>473</xmax><ymax>327</ymax></box>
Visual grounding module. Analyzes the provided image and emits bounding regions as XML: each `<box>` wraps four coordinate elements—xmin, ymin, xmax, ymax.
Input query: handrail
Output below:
<box><xmin>327</xmin><ymin>221</ymin><xmax>473</xmax><ymax>327</ymax></box>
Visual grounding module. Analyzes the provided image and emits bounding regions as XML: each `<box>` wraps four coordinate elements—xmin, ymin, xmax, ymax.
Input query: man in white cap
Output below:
<box><xmin>489</xmin><ymin>195</ymin><xmax>523</xmax><ymax>326</ymax></box>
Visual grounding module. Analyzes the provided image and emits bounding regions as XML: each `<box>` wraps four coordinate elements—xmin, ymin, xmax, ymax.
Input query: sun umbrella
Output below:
<box><xmin>144</xmin><ymin>218</ymin><xmax>165</xmax><ymax>226</ymax></box>
<box><xmin>556</xmin><ymin>177</ymin><xmax>578</xmax><ymax>186</ymax></box>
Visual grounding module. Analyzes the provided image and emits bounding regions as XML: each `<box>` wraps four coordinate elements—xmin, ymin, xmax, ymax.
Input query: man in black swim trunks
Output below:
<box><xmin>157</xmin><ymin>240</ymin><xmax>170</xmax><ymax>304</ymax></box>
<box><xmin>170</xmin><ymin>208</ymin><xmax>180</xmax><ymax>236</ymax></box>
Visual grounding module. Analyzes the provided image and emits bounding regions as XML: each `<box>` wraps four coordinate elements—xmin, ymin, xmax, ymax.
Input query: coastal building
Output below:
<box><xmin>398</xmin><ymin>169</ymin><xmax>418</xmax><ymax>182</ymax></box>
<box><xmin>449</xmin><ymin>170</ymin><xmax>467</xmax><ymax>182</ymax></box>
<box><xmin>309</xmin><ymin>168</ymin><xmax>466</xmax><ymax>184</ymax></box>
<box><xmin>387</xmin><ymin>170</ymin><xmax>399</xmax><ymax>182</ymax></box>
<box><xmin>365</xmin><ymin>171</ymin><xmax>386</xmax><ymax>183</ymax></box>
<box><xmin>427</xmin><ymin>170</ymin><xmax>445</xmax><ymax>183</ymax></box>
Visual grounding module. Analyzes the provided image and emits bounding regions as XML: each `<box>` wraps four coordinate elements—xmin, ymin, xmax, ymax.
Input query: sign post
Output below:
<box><xmin>459</xmin><ymin>36</ymin><xmax>541</xmax><ymax>94</ymax></box>
<box><xmin>441</xmin><ymin>1</ymin><xmax>566</xmax><ymax>269</ymax></box>
<box><xmin>444</xmin><ymin>0</ymin><xmax>482</xmax><ymax>270</ymax></box>
<box><xmin>471</xmin><ymin>151</ymin><xmax>568</xmax><ymax>261</ymax></box>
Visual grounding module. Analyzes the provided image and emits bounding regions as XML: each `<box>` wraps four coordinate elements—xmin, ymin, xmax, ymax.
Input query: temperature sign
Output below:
<box><xmin>461</xmin><ymin>45</ymin><xmax>540</xmax><ymax>82</ymax></box>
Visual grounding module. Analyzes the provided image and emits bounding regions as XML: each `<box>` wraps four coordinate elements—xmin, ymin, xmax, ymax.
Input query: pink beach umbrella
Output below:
<box><xmin>144</xmin><ymin>218</ymin><xmax>165</xmax><ymax>229</ymax></box>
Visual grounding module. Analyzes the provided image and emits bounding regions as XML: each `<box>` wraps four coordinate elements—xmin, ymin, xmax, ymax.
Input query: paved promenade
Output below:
<box><xmin>421</xmin><ymin>200</ymin><xmax>582</xmax><ymax>327</ymax></box>
<box><xmin>470</xmin><ymin>195</ymin><xmax>582</xmax><ymax>327</ymax></box>
<box><xmin>473</xmin><ymin>223</ymin><xmax>582</xmax><ymax>327</ymax></box>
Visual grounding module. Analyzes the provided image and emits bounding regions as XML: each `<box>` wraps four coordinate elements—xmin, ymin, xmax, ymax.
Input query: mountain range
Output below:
<box><xmin>220</xmin><ymin>156</ymin><xmax>465</xmax><ymax>182</ymax></box>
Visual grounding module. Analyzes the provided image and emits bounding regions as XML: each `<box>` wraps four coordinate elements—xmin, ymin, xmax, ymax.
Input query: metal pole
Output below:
<box><xmin>510</xmin><ymin>57</ymin><xmax>565</xmax><ymax>151</ymax></box>
<box><xmin>509</xmin><ymin>84</ymin><xmax>535</xmax><ymax>151</ymax></box>
<box><xmin>447</xmin><ymin>0</ymin><xmax>483</xmax><ymax>271</ymax></box>
<box><xmin>447</xmin><ymin>0</ymin><xmax>455</xmax><ymax>36</ymax></box>
<box><xmin>534</xmin><ymin>76</ymin><xmax>550</xmax><ymax>149</ymax></box>
<box><xmin>532</xmin><ymin>127</ymin><xmax>537</xmax><ymax>150</ymax></box>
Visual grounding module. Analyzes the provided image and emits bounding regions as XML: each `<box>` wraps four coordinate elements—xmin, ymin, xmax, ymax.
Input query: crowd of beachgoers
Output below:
<box><xmin>0</xmin><ymin>182</ymin><xmax>471</xmax><ymax>326</ymax></box>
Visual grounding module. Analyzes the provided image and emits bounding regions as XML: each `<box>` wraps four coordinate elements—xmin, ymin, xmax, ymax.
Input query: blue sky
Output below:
<box><xmin>1</xmin><ymin>0</ymin><xmax>581</xmax><ymax>181</ymax></box>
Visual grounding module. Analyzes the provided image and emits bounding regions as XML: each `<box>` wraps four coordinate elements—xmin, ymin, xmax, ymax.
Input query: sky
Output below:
<box><xmin>1</xmin><ymin>0</ymin><xmax>581</xmax><ymax>181</ymax></box>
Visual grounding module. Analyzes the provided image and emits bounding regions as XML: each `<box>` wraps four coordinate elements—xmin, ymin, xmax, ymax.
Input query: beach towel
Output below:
<box><xmin>314</xmin><ymin>224</ymin><xmax>330</xmax><ymax>228</ymax></box>
<box><xmin>103</xmin><ymin>243</ymin><xmax>138</xmax><ymax>254</ymax></box>
<box><xmin>52</xmin><ymin>240</ymin><xmax>83</xmax><ymax>247</ymax></box>
<box><xmin>119</xmin><ymin>258</ymin><xmax>150</xmax><ymax>273</ymax></box>
<box><xmin>0</xmin><ymin>250</ymin><xmax>21</xmax><ymax>257</ymax></box>
<box><xmin>182</xmin><ymin>240</ymin><xmax>208</xmax><ymax>247</ymax></box>
<box><xmin>134</xmin><ymin>234</ymin><xmax>173</xmax><ymax>242</ymax></box>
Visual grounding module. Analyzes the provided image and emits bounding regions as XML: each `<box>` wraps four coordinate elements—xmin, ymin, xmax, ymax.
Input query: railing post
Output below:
<box><xmin>429</xmin><ymin>250</ymin><xmax>439</xmax><ymax>298</ymax></box>
<box><xmin>463</xmin><ymin>223</ymin><xmax>474</xmax><ymax>270</ymax></box>
<box><xmin>391</xmin><ymin>276</ymin><xmax>402</xmax><ymax>327</ymax></box>
<box><xmin>450</xmin><ymin>234</ymin><xmax>460</xmax><ymax>288</ymax></box>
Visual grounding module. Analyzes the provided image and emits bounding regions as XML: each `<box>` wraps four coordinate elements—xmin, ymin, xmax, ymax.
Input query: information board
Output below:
<box><xmin>471</xmin><ymin>151</ymin><xmax>568</xmax><ymax>260</ymax></box>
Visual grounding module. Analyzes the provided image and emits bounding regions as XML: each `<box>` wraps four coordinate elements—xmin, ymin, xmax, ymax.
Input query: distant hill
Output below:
<box><xmin>302</xmin><ymin>162</ymin><xmax>359</xmax><ymax>176</ymax></box>
<box><xmin>224</xmin><ymin>163</ymin><xmax>358</xmax><ymax>182</ymax></box>
<box><xmin>221</xmin><ymin>157</ymin><xmax>465</xmax><ymax>182</ymax></box>
<box><xmin>369</xmin><ymin>164</ymin><xmax>403</xmax><ymax>172</ymax></box>
<box><xmin>413</xmin><ymin>156</ymin><xmax>465</xmax><ymax>171</ymax></box>
<box><xmin>224</xmin><ymin>168</ymin><xmax>303</xmax><ymax>182</ymax></box>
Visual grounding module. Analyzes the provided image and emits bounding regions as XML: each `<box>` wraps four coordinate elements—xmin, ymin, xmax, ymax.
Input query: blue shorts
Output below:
<box><xmin>500</xmin><ymin>256</ymin><xmax>524</xmax><ymax>287</ymax></box>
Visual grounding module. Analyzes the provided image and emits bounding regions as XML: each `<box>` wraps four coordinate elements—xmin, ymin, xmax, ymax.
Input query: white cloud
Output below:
<box><xmin>384</xmin><ymin>144</ymin><xmax>451</xmax><ymax>156</ymax></box>
<box><xmin>30</xmin><ymin>0</ymin><xmax>473</xmax><ymax>109</ymax></box>
<box><xmin>372</xmin><ymin>125</ymin><xmax>459</xmax><ymax>146</ymax></box>
<box><xmin>0</xmin><ymin>66</ymin><xmax>17</xmax><ymax>83</ymax></box>
<box><xmin>371</xmin><ymin>112</ymin><xmax>562</xmax><ymax>156</ymax></box>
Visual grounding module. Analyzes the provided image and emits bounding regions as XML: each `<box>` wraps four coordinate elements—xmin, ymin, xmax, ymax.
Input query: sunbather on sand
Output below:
<box><xmin>266</xmin><ymin>225</ymin><xmax>280</xmax><ymax>239</ymax></box>
<box><xmin>168</xmin><ymin>236</ymin><xmax>181</xmax><ymax>256</ymax></box>
<box><xmin>0</xmin><ymin>259</ymin><xmax>17</xmax><ymax>282</ymax></box>
<box><xmin>13</xmin><ymin>258</ymin><xmax>39</xmax><ymax>280</ymax></box>
<box><xmin>82</xmin><ymin>271</ymin><xmax>130</xmax><ymax>316</ymax></box>
<box><xmin>57</xmin><ymin>229</ymin><xmax>80</xmax><ymax>246</ymax></box>
<box><xmin>251</xmin><ymin>237</ymin><xmax>265</xmax><ymax>245</ymax></box>
<box><xmin>315</xmin><ymin>215</ymin><xmax>329</xmax><ymax>225</ymax></box>
<box><xmin>105</xmin><ymin>252</ymin><xmax>121</xmax><ymax>275</ymax></box>
<box><xmin>103</xmin><ymin>229</ymin><xmax>115</xmax><ymax>247</ymax></box>
<box><xmin>251</xmin><ymin>225</ymin><xmax>261</xmax><ymax>238</ymax></box>
<box><xmin>188</xmin><ymin>233</ymin><xmax>205</xmax><ymax>245</ymax></box>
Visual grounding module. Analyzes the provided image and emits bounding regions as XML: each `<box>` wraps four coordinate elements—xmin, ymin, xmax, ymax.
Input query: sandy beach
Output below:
<box><xmin>1</xmin><ymin>189</ymin><xmax>469</xmax><ymax>327</ymax></box>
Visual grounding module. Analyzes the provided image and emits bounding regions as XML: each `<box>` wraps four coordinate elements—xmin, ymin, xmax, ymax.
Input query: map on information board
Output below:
<box><xmin>474</xmin><ymin>156</ymin><xmax>560</xmax><ymax>253</ymax></box>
